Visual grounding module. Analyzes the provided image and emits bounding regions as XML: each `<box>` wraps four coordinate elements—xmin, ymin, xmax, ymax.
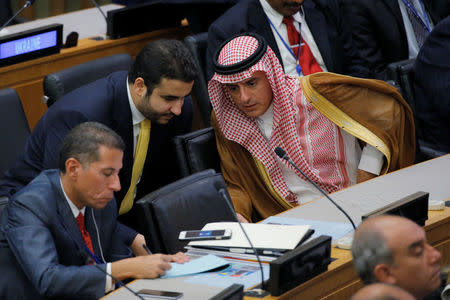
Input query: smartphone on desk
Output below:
<box><xmin>137</xmin><ymin>289</ymin><xmax>183</xmax><ymax>299</ymax></box>
<box><xmin>178</xmin><ymin>229</ymin><xmax>232</xmax><ymax>241</ymax></box>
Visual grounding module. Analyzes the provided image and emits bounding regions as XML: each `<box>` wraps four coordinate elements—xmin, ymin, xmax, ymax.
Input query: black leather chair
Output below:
<box><xmin>387</xmin><ymin>59</ymin><xmax>417</xmax><ymax>114</ymax></box>
<box><xmin>135</xmin><ymin>169</ymin><xmax>237</xmax><ymax>254</ymax></box>
<box><xmin>42</xmin><ymin>53</ymin><xmax>133</xmax><ymax>107</ymax></box>
<box><xmin>173</xmin><ymin>127</ymin><xmax>220</xmax><ymax>178</ymax></box>
<box><xmin>209</xmin><ymin>284</ymin><xmax>244</xmax><ymax>300</ymax></box>
<box><xmin>0</xmin><ymin>88</ymin><xmax>30</xmax><ymax>175</ymax></box>
<box><xmin>0</xmin><ymin>0</ymin><xmax>27</xmax><ymax>27</ymax></box>
<box><xmin>184</xmin><ymin>32</ymin><xmax>212</xmax><ymax>126</ymax></box>
<box><xmin>386</xmin><ymin>59</ymin><xmax>446</xmax><ymax>160</ymax></box>
<box><xmin>0</xmin><ymin>196</ymin><xmax>8</xmax><ymax>217</ymax></box>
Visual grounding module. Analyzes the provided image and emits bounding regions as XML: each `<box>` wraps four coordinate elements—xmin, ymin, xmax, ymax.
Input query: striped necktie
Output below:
<box><xmin>403</xmin><ymin>0</ymin><xmax>429</xmax><ymax>47</ymax></box>
<box><xmin>283</xmin><ymin>16</ymin><xmax>322</xmax><ymax>75</ymax></box>
<box><xmin>119</xmin><ymin>119</ymin><xmax>151</xmax><ymax>215</ymax></box>
<box><xmin>76</xmin><ymin>212</ymin><xmax>94</xmax><ymax>253</ymax></box>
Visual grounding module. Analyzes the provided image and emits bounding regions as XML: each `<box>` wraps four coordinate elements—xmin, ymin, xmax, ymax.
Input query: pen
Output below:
<box><xmin>142</xmin><ymin>244</ymin><xmax>152</xmax><ymax>255</ymax></box>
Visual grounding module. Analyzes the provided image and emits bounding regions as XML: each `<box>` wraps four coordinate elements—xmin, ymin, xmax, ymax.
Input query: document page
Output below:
<box><xmin>189</xmin><ymin>222</ymin><xmax>310</xmax><ymax>250</ymax></box>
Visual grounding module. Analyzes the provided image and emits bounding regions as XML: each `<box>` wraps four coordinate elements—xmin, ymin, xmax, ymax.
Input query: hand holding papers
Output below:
<box><xmin>188</xmin><ymin>222</ymin><xmax>311</xmax><ymax>253</ymax></box>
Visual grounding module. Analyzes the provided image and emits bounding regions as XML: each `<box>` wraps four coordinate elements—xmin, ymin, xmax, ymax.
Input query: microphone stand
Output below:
<box><xmin>274</xmin><ymin>147</ymin><xmax>356</xmax><ymax>230</ymax></box>
<box><xmin>89</xmin><ymin>0</ymin><xmax>107</xmax><ymax>22</ymax></box>
<box><xmin>0</xmin><ymin>1</ymin><xmax>35</xmax><ymax>33</ymax></box>
<box><xmin>79</xmin><ymin>251</ymin><xmax>145</xmax><ymax>300</ymax></box>
<box><xmin>219</xmin><ymin>189</ymin><xmax>267</xmax><ymax>293</ymax></box>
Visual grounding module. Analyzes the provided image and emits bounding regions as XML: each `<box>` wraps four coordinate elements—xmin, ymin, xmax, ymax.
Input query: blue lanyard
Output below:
<box><xmin>401</xmin><ymin>0</ymin><xmax>432</xmax><ymax>32</ymax></box>
<box><xmin>84</xmin><ymin>244</ymin><xmax>103</xmax><ymax>264</ymax></box>
<box><xmin>267</xmin><ymin>16</ymin><xmax>302</xmax><ymax>75</ymax></box>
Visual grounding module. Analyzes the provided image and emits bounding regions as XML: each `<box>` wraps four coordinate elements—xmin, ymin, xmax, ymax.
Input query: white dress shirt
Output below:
<box><xmin>398</xmin><ymin>0</ymin><xmax>434</xmax><ymax>58</ymax></box>
<box><xmin>126</xmin><ymin>79</ymin><xmax>147</xmax><ymax>195</ymax></box>
<box><xmin>126</xmin><ymin>79</ymin><xmax>146</xmax><ymax>156</ymax></box>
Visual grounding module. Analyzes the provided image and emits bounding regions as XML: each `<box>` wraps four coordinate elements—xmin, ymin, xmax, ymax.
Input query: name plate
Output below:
<box><xmin>0</xmin><ymin>23</ymin><xmax>63</xmax><ymax>67</ymax></box>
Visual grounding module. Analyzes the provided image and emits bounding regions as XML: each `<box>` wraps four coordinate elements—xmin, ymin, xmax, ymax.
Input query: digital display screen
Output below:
<box><xmin>0</xmin><ymin>30</ymin><xmax>57</xmax><ymax>59</ymax></box>
<box><xmin>185</xmin><ymin>230</ymin><xmax>225</xmax><ymax>238</ymax></box>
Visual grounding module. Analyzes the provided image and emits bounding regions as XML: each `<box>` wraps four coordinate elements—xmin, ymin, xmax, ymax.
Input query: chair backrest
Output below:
<box><xmin>184</xmin><ymin>32</ymin><xmax>212</xmax><ymax>126</ymax></box>
<box><xmin>0</xmin><ymin>1</ymin><xmax>13</xmax><ymax>26</ymax></box>
<box><xmin>209</xmin><ymin>284</ymin><xmax>244</xmax><ymax>300</ymax></box>
<box><xmin>386</xmin><ymin>58</ymin><xmax>446</xmax><ymax>160</ymax></box>
<box><xmin>173</xmin><ymin>127</ymin><xmax>220</xmax><ymax>178</ymax></box>
<box><xmin>386</xmin><ymin>58</ymin><xmax>416</xmax><ymax>113</ymax></box>
<box><xmin>0</xmin><ymin>88</ymin><xmax>30</xmax><ymax>175</ymax></box>
<box><xmin>43</xmin><ymin>53</ymin><xmax>133</xmax><ymax>107</ymax></box>
<box><xmin>135</xmin><ymin>169</ymin><xmax>237</xmax><ymax>254</ymax></box>
<box><xmin>0</xmin><ymin>196</ymin><xmax>9</xmax><ymax>218</ymax></box>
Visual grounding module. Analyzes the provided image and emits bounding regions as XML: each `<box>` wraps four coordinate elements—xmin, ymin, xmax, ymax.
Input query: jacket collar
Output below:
<box><xmin>382</xmin><ymin>0</ymin><xmax>406</xmax><ymax>32</ymax></box>
<box><xmin>248</xmin><ymin>0</ymin><xmax>284</xmax><ymax>68</ymax></box>
<box><xmin>111</xmin><ymin>72</ymin><xmax>134</xmax><ymax>202</ymax></box>
<box><xmin>52</xmin><ymin>171</ymin><xmax>102</xmax><ymax>261</ymax></box>
<box><xmin>303</xmin><ymin>0</ymin><xmax>334</xmax><ymax>71</ymax></box>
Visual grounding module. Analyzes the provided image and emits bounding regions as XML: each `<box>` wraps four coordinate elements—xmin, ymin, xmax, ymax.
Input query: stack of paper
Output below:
<box><xmin>188</xmin><ymin>222</ymin><xmax>310</xmax><ymax>252</ymax></box>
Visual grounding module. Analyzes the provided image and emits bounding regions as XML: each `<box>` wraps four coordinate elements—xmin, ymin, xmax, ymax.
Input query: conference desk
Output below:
<box><xmin>103</xmin><ymin>155</ymin><xmax>450</xmax><ymax>300</ymax></box>
<box><xmin>0</xmin><ymin>5</ymin><xmax>190</xmax><ymax>130</ymax></box>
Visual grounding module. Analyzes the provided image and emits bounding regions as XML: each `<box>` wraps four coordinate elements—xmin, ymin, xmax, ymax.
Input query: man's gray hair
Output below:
<box><xmin>352</xmin><ymin>228</ymin><xmax>395</xmax><ymax>284</ymax></box>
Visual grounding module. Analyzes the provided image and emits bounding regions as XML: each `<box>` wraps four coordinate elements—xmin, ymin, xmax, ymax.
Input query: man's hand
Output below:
<box><xmin>236</xmin><ymin>213</ymin><xmax>249</xmax><ymax>223</ymax></box>
<box><xmin>132</xmin><ymin>254</ymin><xmax>173</xmax><ymax>278</ymax></box>
<box><xmin>168</xmin><ymin>252</ymin><xmax>190</xmax><ymax>264</ymax></box>
<box><xmin>130</xmin><ymin>234</ymin><xmax>147</xmax><ymax>256</ymax></box>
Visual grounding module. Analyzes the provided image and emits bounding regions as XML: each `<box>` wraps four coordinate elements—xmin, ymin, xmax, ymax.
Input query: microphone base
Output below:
<box><xmin>0</xmin><ymin>28</ymin><xmax>9</xmax><ymax>37</ymax></box>
<box><xmin>268</xmin><ymin>235</ymin><xmax>332</xmax><ymax>296</ymax></box>
<box><xmin>244</xmin><ymin>285</ymin><xmax>270</xmax><ymax>298</ymax></box>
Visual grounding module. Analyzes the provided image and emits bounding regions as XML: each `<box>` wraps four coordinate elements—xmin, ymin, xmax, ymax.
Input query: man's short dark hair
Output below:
<box><xmin>128</xmin><ymin>39</ymin><xmax>198</xmax><ymax>95</ymax></box>
<box><xmin>59</xmin><ymin>122</ymin><xmax>125</xmax><ymax>172</ymax></box>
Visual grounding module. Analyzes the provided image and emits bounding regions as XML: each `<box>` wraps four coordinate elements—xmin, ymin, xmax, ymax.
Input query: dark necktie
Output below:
<box><xmin>282</xmin><ymin>16</ymin><xmax>322</xmax><ymax>75</ymax></box>
<box><xmin>76</xmin><ymin>212</ymin><xmax>94</xmax><ymax>254</ymax></box>
<box><xmin>404</xmin><ymin>0</ymin><xmax>429</xmax><ymax>47</ymax></box>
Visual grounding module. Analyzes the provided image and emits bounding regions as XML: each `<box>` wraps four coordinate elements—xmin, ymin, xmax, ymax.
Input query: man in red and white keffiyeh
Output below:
<box><xmin>208</xmin><ymin>33</ymin><xmax>389</xmax><ymax>222</ymax></box>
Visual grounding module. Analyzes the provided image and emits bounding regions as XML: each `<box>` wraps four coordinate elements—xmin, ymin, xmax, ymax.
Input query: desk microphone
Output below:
<box><xmin>89</xmin><ymin>0</ymin><xmax>107</xmax><ymax>22</ymax></box>
<box><xmin>274</xmin><ymin>147</ymin><xmax>356</xmax><ymax>230</ymax></box>
<box><xmin>219</xmin><ymin>189</ymin><xmax>267</xmax><ymax>293</ymax></box>
<box><xmin>0</xmin><ymin>0</ymin><xmax>36</xmax><ymax>33</ymax></box>
<box><xmin>78</xmin><ymin>251</ymin><xmax>145</xmax><ymax>300</ymax></box>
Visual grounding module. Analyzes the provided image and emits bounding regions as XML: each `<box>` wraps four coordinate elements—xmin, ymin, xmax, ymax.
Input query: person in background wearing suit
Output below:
<box><xmin>0</xmin><ymin>122</ymin><xmax>188</xmax><ymax>299</ymax></box>
<box><xmin>208</xmin><ymin>33</ymin><xmax>414</xmax><ymax>222</ymax></box>
<box><xmin>351</xmin><ymin>215</ymin><xmax>446</xmax><ymax>300</ymax></box>
<box><xmin>206</xmin><ymin>0</ymin><xmax>369</xmax><ymax>79</ymax></box>
<box><xmin>0</xmin><ymin>39</ymin><xmax>198</xmax><ymax>231</ymax></box>
<box><xmin>345</xmin><ymin>0</ymin><xmax>450</xmax><ymax>80</ymax></box>
<box><xmin>413</xmin><ymin>15</ymin><xmax>450</xmax><ymax>154</ymax></box>
<box><xmin>0</xmin><ymin>0</ymin><xmax>13</xmax><ymax>27</ymax></box>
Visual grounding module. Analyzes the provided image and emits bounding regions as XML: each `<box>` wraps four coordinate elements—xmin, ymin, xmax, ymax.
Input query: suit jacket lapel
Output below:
<box><xmin>53</xmin><ymin>173</ymin><xmax>86</xmax><ymax>254</ymax></box>
<box><xmin>382</xmin><ymin>0</ymin><xmax>406</xmax><ymax>31</ymax></box>
<box><xmin>303</xmin><ymin>0</ymin><xmax>334</xmax><ymax>71</ymax></box>
<box><xmin>111</xmin><ymin>74</ymin><xmax>134</xmax><ymax>203</ymax></box>
<box><xmin>248</xmin><ymin>0</ymin><xmax>284</xmax><ymax>68</ymax></box>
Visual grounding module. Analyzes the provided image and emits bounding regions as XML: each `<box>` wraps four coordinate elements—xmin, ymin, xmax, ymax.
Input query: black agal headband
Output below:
<box><xmin>213</xmin><ymin>32</ymin><xmax>268</xmax><ymax>75</ymax></box>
